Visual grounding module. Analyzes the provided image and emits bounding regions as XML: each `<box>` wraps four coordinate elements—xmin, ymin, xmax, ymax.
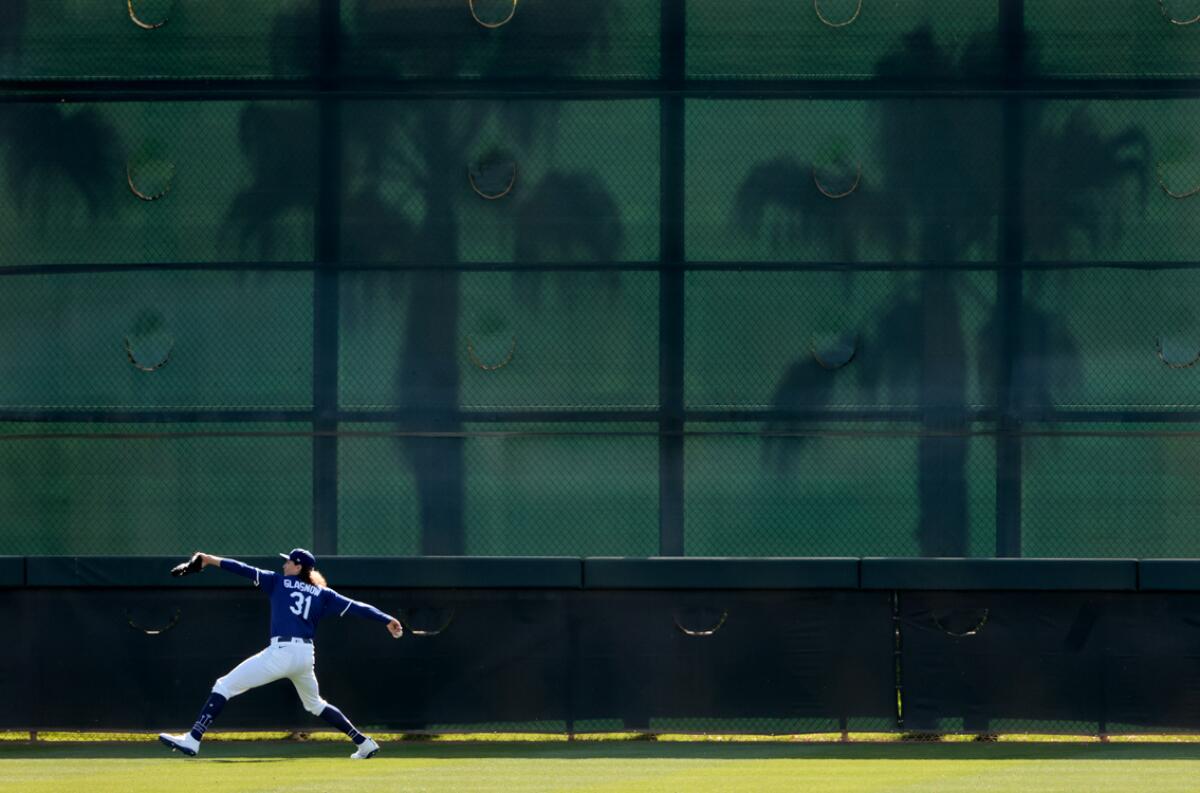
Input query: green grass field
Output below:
<box><xmin>7</xmin><ymin>739</ymin><xmax>1200</xmax><ymax>793</ymax></box>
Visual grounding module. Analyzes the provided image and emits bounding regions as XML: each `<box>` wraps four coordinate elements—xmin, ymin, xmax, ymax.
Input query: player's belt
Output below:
<box><xmin>272</xmin><ymin>636</ymin><xmax>313</xmax><ymax>644</ymax></box>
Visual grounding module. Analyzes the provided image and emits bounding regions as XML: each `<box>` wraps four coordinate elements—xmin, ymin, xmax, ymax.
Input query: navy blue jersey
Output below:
<box><xmin>219</xmin><ymin>558</ymin><xmax>394</xmax><ymax>640</ymax></box>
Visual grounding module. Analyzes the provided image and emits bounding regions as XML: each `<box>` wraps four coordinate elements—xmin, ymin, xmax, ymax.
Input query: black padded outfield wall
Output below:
<box><xmin>0</xmin><ymin>588</ymin><xmax>895</xmax><ymax>733</ymax></box>
<box><xmin>896</xmin><ymin>591</ymin><xmax>1200</xmax><ymax>735</ymax></box>
<box><xmin>15</xmin><ymin>586</ymin><xmax>1200</xmax><ymax>735</ymax></box>
<box><xmin>9</xmin><ymin>557</ymin><xmax>1200</xmax><ymax>735</ymax></box>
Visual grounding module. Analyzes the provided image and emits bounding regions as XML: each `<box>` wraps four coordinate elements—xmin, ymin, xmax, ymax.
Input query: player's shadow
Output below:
<box><xmin>376</xmin><ymin>741</ymin><xmax>1200</xmax><ymax>762</ymax></box>
<box><xmin>13</xmin><ymin>741</ymin><xmax>1200</xmax><ymax>763</ymax></box>
<box><xmin>211</xmin><ymin>758</ymin><xmax>289</xmax><ymax>763</ymax></box>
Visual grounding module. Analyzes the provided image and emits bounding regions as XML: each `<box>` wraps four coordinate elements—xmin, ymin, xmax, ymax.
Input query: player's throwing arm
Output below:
<box><xmin>158</xmin><ymin>548</ymin><xmax>401</xmax><ymax>759</ymax></box>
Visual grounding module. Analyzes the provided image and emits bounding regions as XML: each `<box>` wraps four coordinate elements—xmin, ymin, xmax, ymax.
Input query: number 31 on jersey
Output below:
<box><xmin>290</xmin><ymin>592</ymin><xmax>312</xmax><ymax>619</ymax></box>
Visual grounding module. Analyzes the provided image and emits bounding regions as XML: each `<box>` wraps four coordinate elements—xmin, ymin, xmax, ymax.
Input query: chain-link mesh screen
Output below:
<box><xmin>1024</xmin><ymin>100</ymin><xmax>1199</xmax><ymax>262</ymax></box>
<box><xmin>1020</xmin><ymin>269</ymin><xmax>1200</xmax><ymax>411</ymax></box>
<box><xmin>685</xmin><ymin>271</ymin><xmax>998</xmax><ymax>409</ymax></box>
<box><xmin>340</xmin><ymin>271</ymin><xmax>659</xmax><ymax>411</ymax></box>
<box><xmin>338</xmin><ymin>424</ymin><xmax>659</xmax><ymax>556</ymax></box>
<box><xmin>1028</xmin><ymin>0</ymin><xmax>1200</xmax><ymax>78</ymax></box>
<box><xmin>0</xmin><ymin>2</ymin><xmax>1198</xmax><ymax>559</ymax></box>
<box><xmin>342</xmin><ymin>0</ymin><xmax>660</xmax><ymax>80</ymax></box>
<box><xmin>0</xmin><ymin>424</ymin><xmax>310</xmax><ymax>555</ymax></box>
<box><xmin>1</xmin><ymin>1</ymin><xmax>319</xmax><ymax>80</ymax></box>
<box><xmin>0</xmin><ymin>271</ymin><xmax>312</xmax><ymax>409</ymax></box>
<box><xmin>686</xmin><ymin>99</ymin><xmax>1004</xmax><ymax>264</ymax></box>
<box><xmin>687</xmin><ymin>0</ymin><xmax>1001</xmax><ymax>79</ymax></box>
<box><xmin>1021</xmin><ymin>425</ymin><xmax>1200</xmax><ymax>558</ymax></box>
<box><xmin>339</xmin><ymin>99</ymin><xmax>661</xmax><ymax>265</ymax></box>
<box><xmin>685</xmin><ymin>423</ymin><xmax>997</xmax><ymax>557</ymax></box>
<box><xmin>0</xmin><ymin>101</ymin><xmax>317</xmax><ymax>265</ymax></box>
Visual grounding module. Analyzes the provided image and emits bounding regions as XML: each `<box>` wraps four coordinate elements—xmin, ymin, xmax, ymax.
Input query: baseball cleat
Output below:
<box><xmin>158</xmin><ymin>732</ymin><xmax>200</xmax><ymax>756</ymax></box>
<box><xmin>350</xmin><ymin>736</ymin><xmax>379</xmax><ymax>759</ymax></box>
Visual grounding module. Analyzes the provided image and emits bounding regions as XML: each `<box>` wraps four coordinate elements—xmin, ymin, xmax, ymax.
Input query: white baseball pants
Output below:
<box><xmin>211</xmin><ymin>638</ymin><xmax>328</xmax><ymax>714</ymax></box>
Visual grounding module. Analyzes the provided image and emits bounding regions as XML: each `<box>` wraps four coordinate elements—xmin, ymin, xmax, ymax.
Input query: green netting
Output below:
<box><xmin>1021</xmin><ymin>425</ymin><xmax>1200</xmax><ymax>558</ymax></box>
<box><xmin>684</xmin><ymin>270</ymin><xmax>997</xmax><ymax>409</ymax></box>
<box><xmin>1024</xmin><ymin>100</ymin><xmax>1200</xmax><ymax>263</ymax></box>
<box><xmin>0</xmin><ymin>101</ymin><xmax>316</xmax><ymax>265</ymax></box>
<box><xmin>1022</xmin><ymin>269</ymin><xmax>1200</xmax><ymax>410</ymax></box>
<box><xmin>687</xmin><ymin>0</ymin><xmax>1001</xmax><ymax>79</ymax></box>
<box><xmin>8</xmin><ymin>1</ymin><xmax>1200</xmax><ymax>82</ymax></box>
<box><xmin>342</xmin><ymin>0</ymin><xmax>661</xmax><ymax>80</ymax></box>
<box><xmin>340</xmin><ymin>271</ymin><xmax>659</xmax><ymax>411</ymax></box>
<box><xmin>685</xmin><ymin>98</ymin><xmax>1001</xmax><ymax>264</ymax></box>
<box><xmin>0</xmin><ymin>2</ymin><xmax>1197</xmax><ymax>560</ymax></box>
<box><xmin>339</xmin><ymin>99</ymin><xmax>661</xmax><ymax>265</ymax></box>
<box><xmin>1027</xmin><ymin>0</ymin><xmax>1200</xmax><ymax>78</ymax></box>
<box><xmin>0</xmin><ymin>271</ymin><xmax>312</xmax><ymax>409</ymax></box>
<box><xmin>2</xmin><ymin>1</ymin><xmax>317</xmax><ymax>80</ymax></box>
<box><xmin>337</xmin><ymin>424</ymin><xmax>659</xmax><ymax>556</ymax></box>
<box><xmin>684</xmin><ymin>423</ymin><xmax>997</xmax><ymax>558</ymax></box>
<box><xmin>0</xmin><ymin>424</ymin><xmax>311</xmax><ymax>555</ymax></box>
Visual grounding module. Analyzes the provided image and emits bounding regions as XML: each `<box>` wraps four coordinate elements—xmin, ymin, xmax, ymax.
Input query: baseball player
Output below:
<box><xmin>157</xmin><ymin>548</ymin><xmax>403</xmax><ymax>759</ymax></box>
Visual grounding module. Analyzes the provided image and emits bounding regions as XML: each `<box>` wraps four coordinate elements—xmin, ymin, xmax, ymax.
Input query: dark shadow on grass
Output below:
<box><xmin>385</xmin><ymin>742</ymin><xmax>1200</xmax><ymax>762</ymax></box>
<box><xmin>211</xmin><ymin>758</ymin><xmax>289</xmax><ymax>764</ymax></box>
<box><xmin>7</xmin><ymin>741</ymin><xmax>1200</xmax><ymax>762</ymax></box>
<box><xmin>0</xmin><ymin>742</ymin><xmax>350</xmax><ymax>761</ymax></box>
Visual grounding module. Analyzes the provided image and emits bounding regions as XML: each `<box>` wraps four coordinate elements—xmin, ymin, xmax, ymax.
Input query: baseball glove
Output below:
<box><xmin>170</xmin><ymin>553</ymin><xmax>204</xmax><ymax>578</ymax></box>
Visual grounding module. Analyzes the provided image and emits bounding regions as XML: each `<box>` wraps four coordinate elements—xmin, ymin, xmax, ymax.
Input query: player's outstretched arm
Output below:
<box><xmin>202</xmin><ymin>554</ymin><xmax>273</xmax><ymax>588</ymax></box>
<box><xmin>333</xmin><ymin>591</ymin><xmax>403</xmax><ymax>638</ymax></box>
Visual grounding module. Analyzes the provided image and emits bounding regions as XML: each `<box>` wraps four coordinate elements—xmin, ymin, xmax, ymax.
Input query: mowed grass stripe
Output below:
<box><xmin>6</xmin><ymin>742</ymin><xmax>1200</xmax><ymax>793</ymax></box>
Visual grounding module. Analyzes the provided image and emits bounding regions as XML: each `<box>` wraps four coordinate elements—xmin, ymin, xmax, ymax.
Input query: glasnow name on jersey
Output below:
<box><xmin>283</xmin><ymin>578</ymin><xmax>322</xmax><ymax>596</ymax></box>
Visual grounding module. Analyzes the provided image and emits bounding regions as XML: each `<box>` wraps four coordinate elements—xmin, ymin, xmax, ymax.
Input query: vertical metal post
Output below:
<box><xmin>313</xmin><ymin>0</ymin><xmax>342</xmax><ymax>555</ymax></box>
<box><xmin>659</xmin><ymin>0</ymin><xmax>686</xmax><ymax>556</ymax></box>
<box><xmin>996</xmin><ymin>0</ymin><xmax>1025</xmax><ymax>558</ymax></box>
<box><xmin>893</xmin><ymin>591</ymin><xmax>904</xmax><ymax>731</ymax></box>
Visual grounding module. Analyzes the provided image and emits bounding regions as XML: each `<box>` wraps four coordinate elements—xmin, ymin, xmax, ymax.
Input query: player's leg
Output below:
<box><xmin>160</xmin><ymin>645</ymin><xmax>289</xmax><ymax>756</ymax></box>
<box><xmin>204</xmin><ymin>645</ymin><xmax>292</xmax><ymax>731</ymax></box>
<box><xmin>288</xmin><ymin>647</ymin><xmax>378</xmax><ymax>759</ymax></box>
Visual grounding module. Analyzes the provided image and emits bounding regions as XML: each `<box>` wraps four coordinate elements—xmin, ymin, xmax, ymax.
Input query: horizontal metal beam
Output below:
<box><xmin>3</xmin><ymin>260</ymin><xmax>1200</xmax><ymax>278</ymax></box>
<box><xmin>0</xmin><ymin>410</ymin><xmax>314</xmax><ymax>424</ymax></box>
<box><xmin>0</xmin><ymin>409</ymin><xmax>659</xmax><ymax>424</ymax></box>
<box><xmin>2</xmin><ymin>407</ymin><xmax>1199</xmax><ymax>426</ymax></box>
<box><xmin>343</xmin><ymin>410</ymin><xmax>663</xmax><ymax>424</ymax></box>
<box><xmin>1</xmin><ymin>77</ymin><xmax>1199</xmax><ymax>102</ymax></box>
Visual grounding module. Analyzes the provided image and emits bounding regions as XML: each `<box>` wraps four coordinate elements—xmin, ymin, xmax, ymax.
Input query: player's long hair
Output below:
<box><xmin>300</xmin><ymin>566</ymin><xmax>327</xmax><ymax>588</ymax></box>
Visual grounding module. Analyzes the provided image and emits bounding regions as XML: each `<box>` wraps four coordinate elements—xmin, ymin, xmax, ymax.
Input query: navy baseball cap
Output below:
<box><xmin>280</xmin><ymin>548</ymin><xmax>316</xmax><ymax>567</ymax></box>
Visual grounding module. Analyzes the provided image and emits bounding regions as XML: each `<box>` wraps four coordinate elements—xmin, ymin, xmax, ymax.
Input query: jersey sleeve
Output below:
<box><xmin>325</xmin><ymin>588</ymin><xmax>395</xmax><ymax>625</ymax></box>
<box><xmin>218</xmin><ymin>558</ymin><xmax>277</xmax><ymax>593</ymax></box>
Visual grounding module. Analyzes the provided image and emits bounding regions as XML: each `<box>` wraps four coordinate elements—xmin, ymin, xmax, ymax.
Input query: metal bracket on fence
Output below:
<box><xmin>400</xmin><ymin>608</ymin><xmax>456</xmax><ymax>637</ymax></box>
<box><xmin>125</xmin><ymin>608</ymin><xmax>181</xmax><ymax>635</ymax></box>
<box><xmin>814</xmin><ymin>0</ymin><xmax>862</xmax><ymax>28</ymax></box>
<box><xmin>469</xmin><ymin>0</ymin><xmax>519</xmax><ymax>29</ymax></box>
<box><xmin>932</xmin><ymin>608</ymin><xmax>989</xmax><ymax>638</ymax></box>
<box><xmin>467</xmin><ymin>335</ymin><xmax>516</xmax><ymax>371</ymax></box>
<box><xmin>811</xmin><ymin>333</ymin><xmax>858</xmax><ymax>370</ymax></box>
<box><xmin>128</xmin><ymin>0</ymin><xmax>168</xmax><ymax>30</ymax></box>
<box><xmin>125</xmin><ymin>335</ymin><xmax>174</xmax><ymax>372</ymax></box>
<box><xmin>1157</xmin><ymin>0</ymin><xmax>1200</xmax><ymax>25</ymax></box>
<box><xmin>468</xmin><ymin>161</ymin><xmax>518</xmax><ymax>200</ymax></box>
<box><xmin>127</xmin><ymin>161</ymin><xmax>174</xmax><ymax>202</ymax></box>
<box><xmin>1157</xmin><ymin>168</ymin><xmax>1200</xmax><ymax>199</ymax></box>
<box><xmin>1156</xmin><ymin>336</ymin><xmax>1200</xmax><ymax>369</ymax></box>
<box><xmin>673</xmin><ymin>608</ymin><xmax>728</xmax><ymax>637</ymax></box>
<box><xmin>812</xmin><ymin>163</ymin><xmax>862</xmax><ymax>199</ymax></box>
